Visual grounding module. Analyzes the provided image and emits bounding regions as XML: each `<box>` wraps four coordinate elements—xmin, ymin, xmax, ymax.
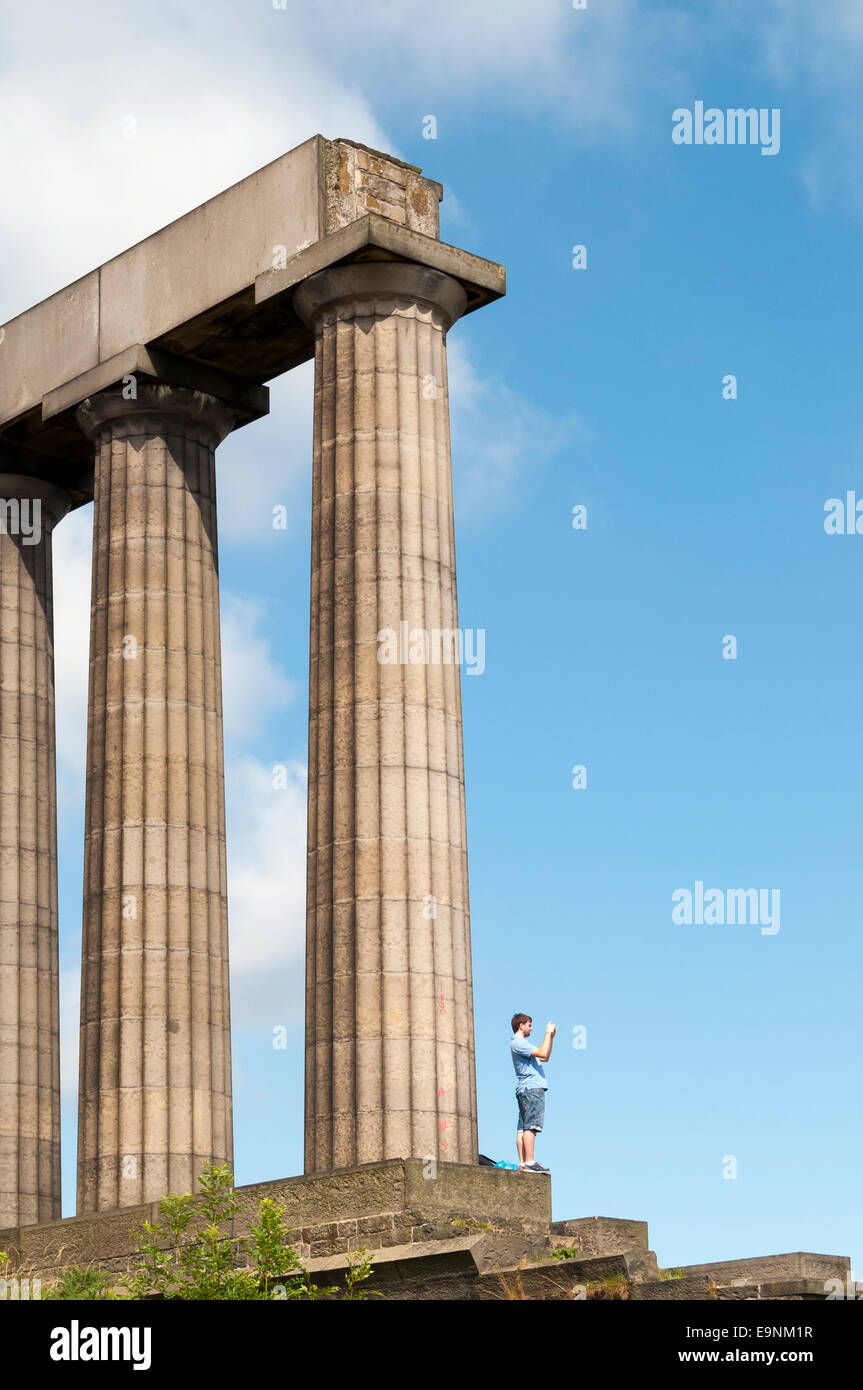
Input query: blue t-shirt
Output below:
<box><xmin>511</xmin><ymin>1036</ymin><xmax>548</xmax><ymax>1093</ymax></box>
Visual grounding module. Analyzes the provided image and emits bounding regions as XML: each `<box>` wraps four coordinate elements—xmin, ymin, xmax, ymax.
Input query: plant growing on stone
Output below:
<box><xmin>181</xmin><ymin>1163</ymin><xmax>242</xmax><ymax>1300</ymax></box>
<box><xmin>451</xmin><ymin>1217</ymin><xmax>499</xmax><ymax>1234</ymax></box>
<box><xmin>125</xmin><ymin>1162</ymin><xmax>379</xmax><ymax>1301</ymax></box>
<box><xmin>0</xmin><ymin>1249</ymin><xmax>49</xmax><ymax>1300</ymax></box>
<box><xmin>342</xmin><ymin>1247</ymin><xmax>384</xmax><ymax>1300</ymax></box>
<box><xmin>586</xmin><ymin>1274</ymin><xmax>630</xmax><ymax>1300</ymax></box>
<box><xmin>127</xmin><ymin>1163</ymin><xmax>245</xmax><ymax>1300</ymax></box>
<box><xmin>247</xmin><ymin>1198</ymin><xmax>323</xmax><ymax>1299</ymax></box>
<box><xmin>42</xmin><ymin>1266</ymin><xmax>122</xmax><ymax>1301</ymax></box>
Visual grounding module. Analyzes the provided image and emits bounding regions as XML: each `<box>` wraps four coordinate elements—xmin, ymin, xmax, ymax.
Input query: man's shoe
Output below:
<box><xmin>522</xmin><ymin>1161</ymin><xmax>550</xmax><ymax>1173</ymax></box>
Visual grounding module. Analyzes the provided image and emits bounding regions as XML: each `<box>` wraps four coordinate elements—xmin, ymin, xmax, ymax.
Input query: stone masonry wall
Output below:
<box><xmin>0</xmin><ymin>1159</ymin><xmax>550</xmax><ymax>1274</ymax></box>
<box><xmin>324</xmin><ymin>139</ymin><xmax>442</xmax><ymax>239</ymax></box>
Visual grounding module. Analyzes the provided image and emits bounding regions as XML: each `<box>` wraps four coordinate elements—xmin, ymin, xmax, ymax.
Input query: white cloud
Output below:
<box><xmin>0</xmin><ymin>0</ymin><xmax>705</xmax><ymax>324</ymax></box>
<box><xmin>225</xmin><ymin>756</ymin><xmax>307</xmax><ymax>1025</ymax></box>
<box><xmin>448</xmin><ymin>337</ymin><xmax>587</xmax><ymax>517</ymax></box>
<box><xmin>216</xmin><ymin>362</ymin><xmax>313</xmax><ymax>545</ymax></box>
<box><xmin>289</xmin><ymin>0</ymin><xmax>692</xmax><ymax>138</ymax></box>
<box><xmin>53</xmin><ymin>506</ymin><xmax>94</xmax><ymax>804</ymax></box>
<box><xmin>0</xmin><ymin>0</ymin><xmax>387</xmax><ymax>315</ymax></box>
<box><xmin>59</xmin><ymin>967</ymin><xmax>81</xmax><ymax>1106</ymax></box>
<box><xmin>221</xmin><ymin>594</ymin><xmax>297</xmax><ymax>740</ymax></box>
<box><xmin>727</xmin><ymin>0</ymin><xmax>863</xmax><ymax>214</ymax></box>
<box><xmin>756</xmin><ymin>0</ymin><xmax>863</xmax><ymax>85</ymax></box>
<box><xmin>219</xmin><ymin>601</ymin><xmax>304</xmax><ymax>1016</ymax></box>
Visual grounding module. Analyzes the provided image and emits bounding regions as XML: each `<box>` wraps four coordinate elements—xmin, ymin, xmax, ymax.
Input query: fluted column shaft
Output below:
<box><xmin>0</xmin><ymin>472</ymin><xmax>70</xmax><ymax>1226</ymax></box>
<box><xmin>295</xmin><ymin>262</ymin><xmax>479</xmax><ymax>1172</ymax></box>
<box><xmin>76</xmin><ymin>385</ymin><xmax>234</xmax><ymax>1213</ymax></box>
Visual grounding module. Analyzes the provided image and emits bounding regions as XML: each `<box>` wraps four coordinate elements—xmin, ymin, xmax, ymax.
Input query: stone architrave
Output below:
<box><xmin>295</xmin><ymin>263</ymin><xmax>479</xmax><ymax>1172</ymax></box>
<box><xmin>0</xmin><ymin>472</ymin><xmax>70</xmax><ymax>1227</ymax></box>
<box><xmin>75</xmin><ymin>385</ymin><xmax>234</xmax><ymax>1213</ymax></box>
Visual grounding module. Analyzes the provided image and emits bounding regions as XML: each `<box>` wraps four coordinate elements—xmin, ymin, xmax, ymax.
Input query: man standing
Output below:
<box><xmin>510</xmin><ymin>1014</ymin><xmax>556</xmax><ymax>1173</ymax></box>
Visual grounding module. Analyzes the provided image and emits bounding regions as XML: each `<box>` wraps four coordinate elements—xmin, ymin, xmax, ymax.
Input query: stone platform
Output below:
<box><xmin>0</xmin><ymin>1160</ymin><xmax>853</xmax><ymax>1301</ymax></box>
<box><xmin>0</xmin><ymin>1159</ymin><xmax>548</xmax><ymax>1275</ymax></box>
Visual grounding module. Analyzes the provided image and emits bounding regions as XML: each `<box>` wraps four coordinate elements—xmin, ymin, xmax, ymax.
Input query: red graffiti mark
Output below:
<box><xmin>438</xmin><ymin>1119</ymin><xmax>451</xmax><ymax>1132</ymax></box>
<box><xmin>439</xmin><ymin>988</ymin><xmax>446</xmax><ymax>1014</ymax></box>
<box><xmin>437</xmin><ymin>1082</ymin><xmax>453</xmax><ymax>1098</ymax></box>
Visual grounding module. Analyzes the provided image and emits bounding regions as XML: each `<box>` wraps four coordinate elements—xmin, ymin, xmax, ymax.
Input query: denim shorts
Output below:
<box><xmin>516</xmin><ymin>1087</ymin><xmax>546</xmax><ymax>1134</ymax></box>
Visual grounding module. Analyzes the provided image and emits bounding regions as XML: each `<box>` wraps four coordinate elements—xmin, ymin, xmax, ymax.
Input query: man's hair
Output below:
<box><xmin>511</xmin><ymin>1013</ymin><xmax>531</xmax><ymax>1033</ymax></box>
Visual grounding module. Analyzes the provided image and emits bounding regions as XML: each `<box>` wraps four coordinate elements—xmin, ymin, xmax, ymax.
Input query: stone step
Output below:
<box><xmin>549</xmin><ymin>1215</ymin><xmax>657</xmax><ymax>1281</ymax></box>
<box><xmin>716</xmin><ymin>1277</ymin><xmax>845</xmax><ymax>1301</ymax></box>
<box><xmin>296</xmin><ymin>1235</ymin><xmax>858</xmax><ymax>1302</ymax></box>
<box><xmin>636</xmin><ymin>1272</ymin><xmax>847</xmax><ymax>1301</ymax></box>
<box><xmin>307</xmin><ymin>1238</ymin><xmax>636</xmax><ymax>1299</ymax></box>
<box><xmin>675</xmin><ymin>1251</ymin><xmax>851</xmax><ymax>1289</ymax></box>
<box><xmin>632</xmin><ymin>1274</ymin><xmax>716</xmax><ymax>1301</ymax></box>
<box><xmin>550</xmin><ymin>1215</ymin><xmax>650</xmax><ymax>1255</ymax></box>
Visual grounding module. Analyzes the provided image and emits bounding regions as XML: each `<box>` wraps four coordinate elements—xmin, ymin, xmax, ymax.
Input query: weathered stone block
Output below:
<box><xmin>356</xmin><ymin>1213</ymin><xmax>394</xmax><ymax>1235</ymax></box>
<box><xmin>347</xmin><ymin>1232</ymin><xmax>384</xmax><ymax>1252</ymax></box>
<box><xmin>679</xmin><ymin>1251</ymin><xmax>850</xmax><ymax>1285</ymax></box>
<box><xmin>302</xmin><ymin>1222</ymin><xmax>339</xmax><ymax>1243</ymax></box>
<box><xmin>474</xmin><ymin>1264</ymin><xmax>576</xmax><ymax>1301</ymax></box>
<box><xmin>402</xmin><ymin>1159</ymin><xmax>550</xmax><ymax>1226</ymax></box>
<box><xmin>380</xmin><ymin>1225</ymin><xmax>416</xmax><ymax>1249</ymax></box>
<box><xmin>231</xmin><ymin>1160</ymin><xmax>407</xmax><ymax>1232</ymax></box>
<box><xmin>470</xmin><ymin>1233</ymin><xmax>553</xmax><ymax>1273</ymax></box>
<box><xmin>632</xmin><ymin>1275</ymin><xmax>715</xmax><ymax>1301</ymax></box>
<box><xmin>758</xmin><ymin>1278</ymin><xmax>836</xmax><ymax>1300</ymax></box>
<box><xmin>308</xmin><ymin>1235</ymin><xmax>481</xmax><ymax>1287</ymax></box>
<box><xmin>550</xmin><ymin>1215</ymin><xmax>649</xmax><ymax>1255</ymax></box>
<box><xmin>11</xmin><ymin>1199</ymin><xmax>156</xmax><ymax>1273</ymax></box>
<box><xmin>309</xmin><ymin>1236</ymin><xmax>350</xmax><ymax>1258</ymax></box>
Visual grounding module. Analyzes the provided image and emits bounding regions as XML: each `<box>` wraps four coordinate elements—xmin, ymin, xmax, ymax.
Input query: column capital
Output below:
<box><xmin>75</xmin><ymin>382</ymin><xmax>235</xmax><ymax>448</ymax></box>
<box><xmin>293</xmin><ymin>260</ymin><xmax>468</xmax><ymax>331</ymax></box>
<box><xmin>0</xmin><ymin>470</ymin><xmax>72</xmax><ymax>527</ymax></box>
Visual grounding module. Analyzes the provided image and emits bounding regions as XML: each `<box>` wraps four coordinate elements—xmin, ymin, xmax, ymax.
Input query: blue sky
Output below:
<box><xmin>2</xmin><ymin>0</ymin><xmax>861</xmax><ymax>1274</ymax></box>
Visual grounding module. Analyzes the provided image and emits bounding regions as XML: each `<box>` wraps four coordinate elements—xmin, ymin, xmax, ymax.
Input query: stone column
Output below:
<box><xmin>295</xmin><ymin>262</ymin><xmax>479</xmax><ymax>1172</ymax></box>
<box><xmin>76</xmin><ymin>385</ymin><xmax>234</xmax><ymax>1213</ymax></box>
<box><xmin>0</xmin><ymin>472</ymin><xmax>70</xmax><ymax>1227</ymax></box>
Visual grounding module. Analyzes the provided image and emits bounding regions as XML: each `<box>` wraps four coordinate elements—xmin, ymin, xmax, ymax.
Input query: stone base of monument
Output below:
<box><xmin>0</xmin><ymin>1159</ymin><xmax>853</xmax><ymax>1301</ymax></box>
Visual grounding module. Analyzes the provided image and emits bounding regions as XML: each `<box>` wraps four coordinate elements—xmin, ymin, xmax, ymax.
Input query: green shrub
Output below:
<box><xmin>124</xmin><ymin>1162</ymin><xmax>378</xmax><ymax>1301</ymax></box>
<box><xmin>42</xmin><ymin>1267</ymin><xmax>122</xmax><ymax>1301</ymax></box>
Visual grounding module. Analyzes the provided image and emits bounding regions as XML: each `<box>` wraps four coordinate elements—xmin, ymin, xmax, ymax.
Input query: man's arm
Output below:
<box><xmin>532</xmin><ymin>1022</ymin><xmax>557</xmax><ymax>1062</ymax></box>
